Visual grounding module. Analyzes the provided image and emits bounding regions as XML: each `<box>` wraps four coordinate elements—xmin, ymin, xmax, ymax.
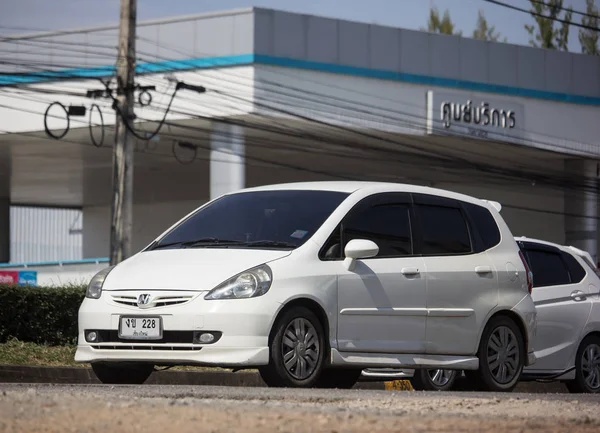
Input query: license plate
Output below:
<box><xmin>118</xmin><ymin>316</ymin><xmax>162</xmax><ymax>340</ymax></box>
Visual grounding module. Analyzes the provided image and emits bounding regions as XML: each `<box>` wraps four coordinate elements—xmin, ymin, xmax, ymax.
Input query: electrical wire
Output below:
<box><xmin>4</xmin><ymin>59</ymin><xmax>596</xmax><ymax>199</ymax></box>
<box><xmin>4</xmin><ymin>95</ymin><xmax>600</xmax><ymax>222</ymax></box>
<box><xmin>43</xmin><ymin>101</ymin><xmax>69</xmax><ymax>139</ymax></box>
<box><xmin>2</xmin><ymin>52</ymin><xmax>596</xmax><ymax>196</ymax></box>
<box><xmin>89</xmin><ymin>103</ymin><xmax>105</xmax><ymax>147</ymax></box>
<box><xmin>5</xmin><ymin>39</ymin><xmax>599</xmax><ymax>165</ymax></box>
<box><xmin>526</xmin><ymin>0</ymin><xmax>598</xmax><ymax>20</ymax></box>
<box><xmin>483</xmin><ymin>0</ymin><xmax>600</xmax><ymax>31</ymax></box>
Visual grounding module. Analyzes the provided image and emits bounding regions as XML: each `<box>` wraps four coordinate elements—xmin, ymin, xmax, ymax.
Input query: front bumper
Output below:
<box><xmin>75</xmin><ymin>289</ymin><xmax>277</xmax><ymax>367</ymax></box>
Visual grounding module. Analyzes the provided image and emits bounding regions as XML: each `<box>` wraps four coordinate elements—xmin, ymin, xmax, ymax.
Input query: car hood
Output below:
<box><xmin>102</xmin><ymin>248</ymin><xmax>293</xmax><ymax>291</ymax></box>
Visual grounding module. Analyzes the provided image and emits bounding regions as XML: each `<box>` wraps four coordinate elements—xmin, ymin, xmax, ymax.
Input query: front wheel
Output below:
<box><xmin>471</xmin><ymin>316</ymin><xmax>525</xmax><ymax>392</ymax></box>
<box><xmin>91</xmin><ymin>362</ymin><xmax>154</xmax><ymax>384</ymax></box>
<box><xmin>566</xmin><ymin>335</ymin><xmax>600</xmax><ymax>394</ymax></box>
<box><xmin>259</xmin><ymin>307</ymin><xmax>326</xmax><ymax>388</ymax></box>
<box><xmin>410</xmin><ymin>369</ymin><xmax>458</xmax><ymax>391</ymax></box>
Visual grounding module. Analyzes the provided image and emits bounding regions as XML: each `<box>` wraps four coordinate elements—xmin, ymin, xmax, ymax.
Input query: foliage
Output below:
<box><xmin>425</xmin><ymin>6</ymin><xmax>462</xmax><ymax>36</ymax></box>
<box><xmin>579</xmin><ymin>0</ymin><xmax>599</xmax><ymax>55</ymax></box>
<box><xmin>0</xmin><ymin>337</ymin><xmax>82</xmax><ymax>366</ymax></box>
<box><xmin>472</xmin><ymin>10</ymin><xmax>506</xmax><ymax>42</ymax></box>
<box><xmin>524</xmin><ymin>0</ymin><xmax>573</xmax><ymax>50</ymax></box>
<box><xmin>0</xmin><ymin>284</ymin><xmax>85</xmax><ymax>346</ymax></box>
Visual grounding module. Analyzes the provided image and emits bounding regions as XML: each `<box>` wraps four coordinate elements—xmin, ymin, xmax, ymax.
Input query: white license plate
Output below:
<box><xmin>118</xmin><ymin>316</ymin><xmax>162</xmax><ymax>340</ymax></box>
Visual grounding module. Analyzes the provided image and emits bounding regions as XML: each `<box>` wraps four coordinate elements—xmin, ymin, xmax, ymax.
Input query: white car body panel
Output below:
<box><xmin>75</xmin><ymin>181</ymin><xmax>536</xmax><ymax>371</ymax></box>
<box><xmin>515</xmin><ymin>236</ymin><xmax>600</xmax><ymax>379</ymax></box>
<box><xmin>374</xmin><ymin>237</ymin><xmax>599</xmax><ymax>383</ymax></box>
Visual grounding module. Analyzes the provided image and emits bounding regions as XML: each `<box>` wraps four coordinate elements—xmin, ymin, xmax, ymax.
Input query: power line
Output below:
<box><xmin>3</xmin><ymin>54</ymin><xmax>599</xmax><ymax>197</ymax></box>
<box><xmin>526</xmin><ymin>0</ymin><xmax>599</xmax><ymax>20</ymax></box>
<box><xmin>4</xmin><ymin>87</ymin><xmax>600</xmax><ymax>222</ymax></box>
<box><xmin>484</xmin><ymin>0</ymin><xmax>600</xmax><ymax>31</ymax></box>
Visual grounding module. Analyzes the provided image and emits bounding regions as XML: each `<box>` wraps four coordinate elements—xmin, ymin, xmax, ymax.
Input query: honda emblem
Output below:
<box><xmin>137</xmin><ymin>294</ymin><xmax>151</xmax><ymax>307</ymax></box>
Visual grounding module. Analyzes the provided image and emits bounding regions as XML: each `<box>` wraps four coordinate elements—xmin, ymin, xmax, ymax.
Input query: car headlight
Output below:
<box><xmin>204</xmin><ymin>265</ymin><xmax>272</xmax><ymax>300</ymax></box>
<box><xmin>85</xmin><ymin>266</ymin><xmax>115</xmax><ymax>299</ymax></box>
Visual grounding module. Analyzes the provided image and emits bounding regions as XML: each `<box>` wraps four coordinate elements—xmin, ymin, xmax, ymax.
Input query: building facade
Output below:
<box><xmin>1</xmin><ymin>7</ymin><xmax>599</xmax><ymax>272</ymax></box>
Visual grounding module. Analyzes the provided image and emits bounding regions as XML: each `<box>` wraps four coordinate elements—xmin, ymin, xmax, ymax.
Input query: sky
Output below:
<box><xmin>0</xmin><ymin>0</ymin><xmax>593</xmax><ymax>53</ymax></box>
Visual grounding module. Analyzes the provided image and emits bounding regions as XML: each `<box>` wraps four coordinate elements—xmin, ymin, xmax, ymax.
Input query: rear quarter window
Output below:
<box><xmin>462</xmin><ymin>202</ymin><xmax>501</xmax><ymax>251</ymax></box>
<box><xmin>560</xmin><ymin>252</ymin><xmax>586</xmax><ymax>284</ymax></box>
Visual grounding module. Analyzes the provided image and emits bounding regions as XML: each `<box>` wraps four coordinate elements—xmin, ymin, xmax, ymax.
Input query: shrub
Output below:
<box><xmin>0</xmin><ymin>284</ymin><xmax>85</xmax><ymax>346</ymax></box>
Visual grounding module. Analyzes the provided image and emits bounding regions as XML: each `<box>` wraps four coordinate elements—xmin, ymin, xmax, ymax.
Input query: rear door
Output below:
<box><xmin>413</xmin><ymin>194</ymin><xmax>499</xmax><ymax>355</ymax></box>
<box><xmin>519</xmin><ymin>242</ymin><xmax>592</xmax><ymax>371</ymax></box>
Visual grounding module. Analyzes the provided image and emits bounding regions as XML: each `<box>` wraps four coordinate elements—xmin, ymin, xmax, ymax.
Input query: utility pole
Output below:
<box><xmin>110</xmin><ymin>0</ymin><xmax>136</xmax><ymax>266</ymax></box>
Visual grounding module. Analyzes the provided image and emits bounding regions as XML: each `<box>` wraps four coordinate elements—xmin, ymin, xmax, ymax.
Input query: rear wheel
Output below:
<box><xmin>566</xmin><ymin>335</ymin><xmax>600</xmax><ymax>394</ymax></box>
<box><xmin>471</xmin><ymin>316</ymin><xmax>524</xmax><ymax>392</ymax></box>
<box><xmin>259</xmin><ymin>307</ymin><xmax>326</xmax><ymax>388</ymax></box>
<box><xmin>91</xmin><ymin>362</ymin><xmax>154</xmax><ymax>384</ymax></box>
<box><xmin>410</xmin><ymin>369</ymin><xmax>458</xmax><ymax>391</ymax></box>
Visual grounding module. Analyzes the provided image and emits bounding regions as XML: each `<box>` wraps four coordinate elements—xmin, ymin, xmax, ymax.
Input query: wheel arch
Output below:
<box><xmin>268</xmin><ymin>297</ymin><xmax>332</xmax><ymax>354</ymax></box>
<box><xmin>479</xmin><ymin>309</ymin><xmax>529</xmax><ymax>356</ymax></box>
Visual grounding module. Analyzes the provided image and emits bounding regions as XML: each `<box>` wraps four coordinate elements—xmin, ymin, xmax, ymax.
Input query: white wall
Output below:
<box><xmin>83</xmin><ymin>199</ymin><xmax>204</xmax><ymax>258</ymax></box>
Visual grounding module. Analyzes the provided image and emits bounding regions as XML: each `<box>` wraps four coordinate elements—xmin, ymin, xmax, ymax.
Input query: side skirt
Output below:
<box><xmin>331</xmin><ymin>349</ymin><xmax>479</xmax><ymax>370</ymax></box>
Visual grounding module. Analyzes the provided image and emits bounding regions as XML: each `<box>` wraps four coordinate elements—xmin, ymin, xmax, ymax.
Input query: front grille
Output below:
<box><xmin>111</xmin><ymin>294</ymin><xmax>194</xmax><ymax>308</ymax></box>
<box><xmin>96</xmin><ymin>330</ymin><xmax>195</xmax><ymax>344</ymax></box>
<box><xmin>91</xmin><ymin>345</ymin><xmax>202</xmax><ymax>351</ymax></box>
<box><xmin>111</xmin><ymin>295</ymin><xmax>137</xmax><ymax>306</ymax></box>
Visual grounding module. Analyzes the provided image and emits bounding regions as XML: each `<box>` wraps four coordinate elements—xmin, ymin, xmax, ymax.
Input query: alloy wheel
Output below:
<box><xmin>486</xmin><ymin>325</ymin><xmax>520</xmax><ymax>384</ymax></box>
<box><xmin>582</xmin><ymin>343</ymin><xmax>600</xmax><ymax>390</ymax></box>
<box><xmin>427</xmin><ymin>369</ymin><xmax>455</xmax><ymax>387</ymax></box>
<box><xmin>281</xmin><ymin>318</ymin><xmax>320</xmax><ymax>380</ymax></box>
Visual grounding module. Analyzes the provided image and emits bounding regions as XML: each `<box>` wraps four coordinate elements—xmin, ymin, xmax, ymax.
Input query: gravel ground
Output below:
<box><xmin>0</xmin><ymin>384</ymin><xmax>599</xmax><ymax>432</ymax></box>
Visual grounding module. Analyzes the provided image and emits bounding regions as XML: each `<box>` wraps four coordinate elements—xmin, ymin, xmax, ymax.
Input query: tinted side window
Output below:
<box><xmin>415</xmin><ymin>205</ymin><xmax>472</xmax><ymax>255</ymax></box>
<box><xmin>343</xmin><ymin>204</ymin><xmax>412</xmax><ymax>257</ymax></box>
<box><xmin>463</xmin><ymin>202</ymin><xmax>501</xmax><ymax>250</ymax></box>
<box><xmin>525</xmin><ymin>249</ymin><xmax>571</xmax><ymax>287</ymax></box>
<box><xmin>561</xmin><ymin>252</ymin><xmax>586</xmax><ymax>283</ymax></box>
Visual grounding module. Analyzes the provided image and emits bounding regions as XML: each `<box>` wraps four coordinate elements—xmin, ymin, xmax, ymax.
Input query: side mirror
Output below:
<box><xmin>343</xmin><ymin>239</ymin><xmax>379</xmax><ymax>271</ymax></box>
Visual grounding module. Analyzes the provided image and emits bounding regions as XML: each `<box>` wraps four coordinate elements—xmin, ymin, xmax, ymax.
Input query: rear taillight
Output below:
<box><xmin>518</xmin><ymin>250</ymin><xmax>533</xmax><ymax>294</ymax></box>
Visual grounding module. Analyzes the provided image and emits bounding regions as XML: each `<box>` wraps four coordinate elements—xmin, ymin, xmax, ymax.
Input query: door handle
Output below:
<box><xmin>475</xmin><ymin>266</ymin><xmax>492</xmax><ymax>274</ymax></box>
<box><xmin>401</xmin><ymin>267</ymin><xmax>420</xmax><ymax>276</ymax></box>
<box><xmin>571</xmin><ymin>290</ymin><xmax>587</xmax><ymax>301</ymax></box>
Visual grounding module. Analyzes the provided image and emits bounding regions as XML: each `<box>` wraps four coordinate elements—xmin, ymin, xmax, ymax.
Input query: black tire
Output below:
<box><xmin>566</xmin><ymin>335</ymin><xmax>600</xmax><ymax>394</ymax></box>
<box><xmin>259</xmin><ymin>306</ymin><xmax>326</xmax><ymax>388</ymax></box>
<box><xmin>316</xmin><ymin>368</ymin><xmax>362</xmax><ymax>389</ymax></box>
<box><xmin>91</xmin><ymin>362</ymin><xmax>154</xmax><ymax>385</ymax></box>
<box><xmin>471</xmin><ymin>315</ymin><xmax>525</xmax><ymax>392</ymax></box>
<box><xmin>410</xmin><ymin>369</ymin><xmax>458</xmax><ymax>391</ymax></box>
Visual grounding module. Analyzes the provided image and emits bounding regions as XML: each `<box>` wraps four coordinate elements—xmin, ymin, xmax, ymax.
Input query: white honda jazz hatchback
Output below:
<box><xmin>75</xmin><ymin>181</ymin><xmax>537</xmax><ymax>391</ymax></box>
<box><xmin>405</xmin><ymin>237</ymin><xmax>600</xmax><ymax>393</ymax></box>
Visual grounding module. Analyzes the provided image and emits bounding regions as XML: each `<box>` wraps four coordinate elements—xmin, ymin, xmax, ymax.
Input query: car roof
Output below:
<box><xmin>514</xmin><ymin>236</ymin><xmax>597</xmax><ymax>269</ymax></box>
<box><xmin>232</xmin><ymin>181</ymin><xmax>502</xmax><ymax>210</ymax></box>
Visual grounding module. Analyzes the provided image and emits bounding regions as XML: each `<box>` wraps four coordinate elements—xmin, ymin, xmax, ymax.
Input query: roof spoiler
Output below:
<box><xmin>566</xmin><ymin>245</ymin><xmax>597</xmax><ymax>269</ymax></box>
<box><xmin>481</xmin><ymin>200</ymin><xmax>502</xmax><ymax>212</ymax></box>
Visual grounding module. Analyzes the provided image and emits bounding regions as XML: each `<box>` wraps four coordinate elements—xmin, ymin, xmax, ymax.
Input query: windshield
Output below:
<box><xmin>151</xmin><ymin>189</ymin><xmax>349</xmax><ymax>250</ymax></box>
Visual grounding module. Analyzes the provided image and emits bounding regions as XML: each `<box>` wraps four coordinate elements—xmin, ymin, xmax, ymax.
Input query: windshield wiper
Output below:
<box><xmin>151</xmin><ymin>238</ymin><xmax>245</xmax><ymax>250</ymax></box>
<box><xmin>244</xmin><ymin>240</ymin><xmax>298</xmax><ymax>249</ymax></box>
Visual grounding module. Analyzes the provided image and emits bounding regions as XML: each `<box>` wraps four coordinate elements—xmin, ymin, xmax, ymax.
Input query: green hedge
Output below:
<box><xmin>0</xmin><ymin>285</ymin><xmax>85</xmax><ymax>346</ymax></box>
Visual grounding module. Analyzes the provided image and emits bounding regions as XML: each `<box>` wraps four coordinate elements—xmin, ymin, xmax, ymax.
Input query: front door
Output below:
<box><xmin>334</xmin><ymin>193</ymin><xmax>428</xmax><ymax>353</ymax></box>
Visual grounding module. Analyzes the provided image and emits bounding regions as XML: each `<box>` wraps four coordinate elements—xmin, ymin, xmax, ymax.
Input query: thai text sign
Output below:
<box><xmin>426</xmin><ymin>90</ymin><xmax>524</xmax><ymax>143</ymax></box>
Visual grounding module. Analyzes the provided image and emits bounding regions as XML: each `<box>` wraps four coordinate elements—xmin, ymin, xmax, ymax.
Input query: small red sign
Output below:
<box><xmin>0</xmin><ymin>271</ymin><xmax>19</xmax><ymax>285</ymax></box>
